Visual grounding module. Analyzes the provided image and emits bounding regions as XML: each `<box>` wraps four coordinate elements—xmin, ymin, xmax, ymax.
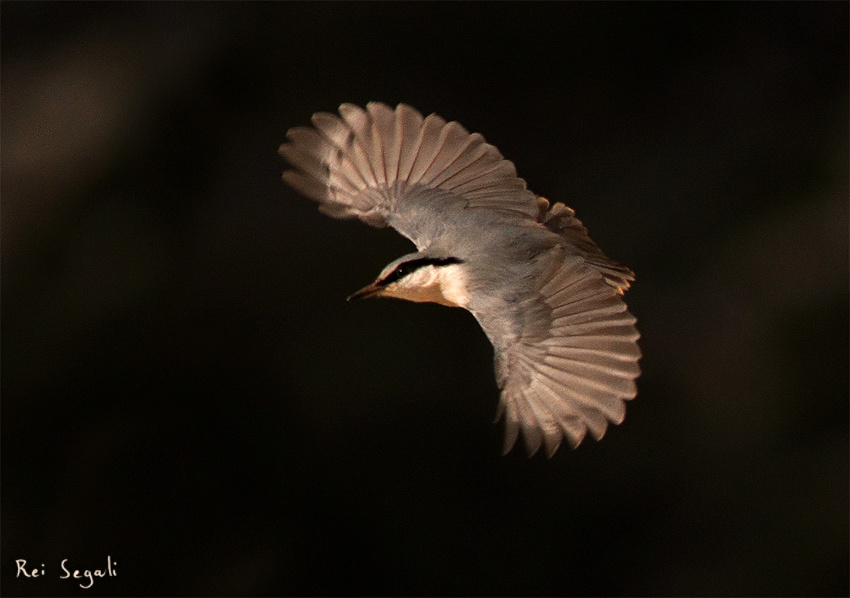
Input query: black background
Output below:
<box><xmin>2</xmin><ymin>2</ymin><xmax>848</xmax><ymax>596</ymax></box>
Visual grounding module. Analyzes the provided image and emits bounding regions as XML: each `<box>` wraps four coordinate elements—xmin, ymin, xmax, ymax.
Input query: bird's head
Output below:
<box><xmin>347</xmin><ymin>252</ymin><xmax>469</xmax><ymax>308</ymax></box>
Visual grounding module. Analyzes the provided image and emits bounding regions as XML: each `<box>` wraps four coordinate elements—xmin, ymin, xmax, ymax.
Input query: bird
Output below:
<box><xmin>279</xmin><ymin>102</ymin><xmax>640</xmax><ymax>457</ymax></box>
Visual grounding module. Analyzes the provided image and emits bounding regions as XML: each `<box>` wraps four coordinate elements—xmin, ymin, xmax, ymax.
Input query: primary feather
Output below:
<box><xmin>280</xmin><ymin>102</ymin><xmax>640</xmax><ymax>456</ymax></box>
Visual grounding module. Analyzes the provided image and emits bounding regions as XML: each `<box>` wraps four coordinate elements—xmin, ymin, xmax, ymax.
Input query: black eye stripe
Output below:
<box><xmin>378</xmin><ymin>257</ymin><xmax>463</xmax><ymax>286</ymax></box>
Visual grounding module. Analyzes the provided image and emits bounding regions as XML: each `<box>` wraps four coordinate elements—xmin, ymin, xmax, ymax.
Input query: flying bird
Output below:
<box><xmin>279</xmin><ymin>102</ymin><xmax>640</xmax><ymax>456</ymax></box>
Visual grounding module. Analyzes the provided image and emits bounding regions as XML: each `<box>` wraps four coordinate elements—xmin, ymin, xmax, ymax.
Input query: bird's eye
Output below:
<box><xmin>379</xmin><ymin>262</ymin><xmax>416</xmax><ymax>286</ymax></box>
<box><xmin>385</xmin><ymin>264</ymin><xmax>410</xmax><ymax>284</ymax></box>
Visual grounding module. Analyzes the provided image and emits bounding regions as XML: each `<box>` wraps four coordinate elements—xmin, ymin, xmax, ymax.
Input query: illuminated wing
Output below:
<box><xmin>478</xmin><ymin>252</ymin><xmax>641</xmax><ymax>457</ymax></box>
<box><xmin>279</xmin><ymin>102</ymin><xmax>539</xmax><ymax>249</ymax></box>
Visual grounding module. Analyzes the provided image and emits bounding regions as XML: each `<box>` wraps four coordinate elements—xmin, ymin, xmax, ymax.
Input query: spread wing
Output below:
<box><xmin>481</xmin><ymin>251</ymin><xmax>641</xmax><ymax>457</ymax></box>
<box><xmin>279</xmin><ymin>102</ymin><xmax>539</xmax><ymax>249</ymax></box>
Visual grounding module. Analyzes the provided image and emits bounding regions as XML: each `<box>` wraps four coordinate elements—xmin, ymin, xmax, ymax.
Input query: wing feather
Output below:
<box><xmin>532</xmin><ymin>379</ymin><xmax>589</xmax><ymax>448</ymax></box>
<box><xmin>500</xmin><ymin>398</ymin><xmax>522</xmax><ymax>456</ymax></box>
<box><xmin>406</xmin><ymin>114</ymin><xmax>450</xmax><ymax>186</ymax></box>
<box><xmin>515</xmin><ymin>388</ymin><xmax>547</xmax><ymax>457</ymax></box>
<box><xmin>280</xmin><ymin>170</ymin><xmax>328</xmax><ymax>204</ymax></box>
<box><xmin>367</xmin><ymin>102</ymin><xmax>399</xmax><ymax>188</ymax></box>
<box><xmin>424</xmin><ymin>133</ymin><xmax>487</xmax><ymax>188</ymax></box>
<box><xmin>278</xmin><ymin>144</ymin><xmax>326</xmax><ymax>185</ymax></box>
<box><xmin>338</xmin><ymin>104</ymin><xmax>380</xmax><ymax>183</ymax></box>
<box><xmin>522</xmin><ymin>353</ymin><xmax>627</xmax><ymax>423</ymax></box>
<box><xmin>395</xmin><ymin>104</ymin><xmax>426</xmax><ymax>186</ymax></box>
<box><xmin>419</xmin><ymin>123</ymin><xmax>477</xmax><ymax>186</ymax></box>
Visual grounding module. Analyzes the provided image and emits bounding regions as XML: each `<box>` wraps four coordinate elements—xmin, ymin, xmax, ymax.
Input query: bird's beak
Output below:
<box><xmin>347</xmin><ymin>282</ymin><xmax>383</xmax><ymax>302</ymax></box>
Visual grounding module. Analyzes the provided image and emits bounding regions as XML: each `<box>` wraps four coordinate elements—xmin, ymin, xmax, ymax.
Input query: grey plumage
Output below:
<box><xmin>279</xmin><ymin>102</ymin><xmax>640</xmax><ymax>457</ymax></box>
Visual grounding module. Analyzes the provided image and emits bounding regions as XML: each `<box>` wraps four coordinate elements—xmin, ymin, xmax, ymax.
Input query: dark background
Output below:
<box><xmin>2</xmin><ymin>2</ymin><xmax>847</xmax><ymax>596</ymax></box>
